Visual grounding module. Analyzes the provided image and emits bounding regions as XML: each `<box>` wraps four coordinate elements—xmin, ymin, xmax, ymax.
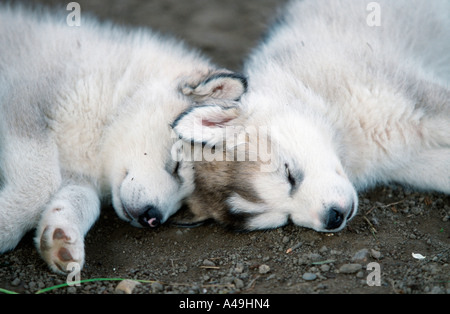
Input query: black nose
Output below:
<box><xmin>138</xmin><ymin>206</ymin><xmax>162</xmax><ymax>228</ymax></box>
<box><xmin>325</xmin><ymin>207</ymin><xmax>344</xmax><ymax>230</ymax></box>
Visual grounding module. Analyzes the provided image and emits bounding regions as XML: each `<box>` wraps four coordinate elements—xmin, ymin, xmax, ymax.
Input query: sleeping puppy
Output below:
<box><xmin>0</xmin><ymin>4</ymin><xmax>246</xmax><ymax>274</ymax></box>
<box><xmin>172</xmin><ymin>0</ymin><xmax>450</xmax><ymax>232</ymax></box>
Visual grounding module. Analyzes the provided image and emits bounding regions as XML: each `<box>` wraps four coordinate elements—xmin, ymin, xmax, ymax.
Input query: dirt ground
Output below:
<box><xmin>0</xmin><ymin>0</ymin><xmax>449</xmax><ymax>295</ymax></box>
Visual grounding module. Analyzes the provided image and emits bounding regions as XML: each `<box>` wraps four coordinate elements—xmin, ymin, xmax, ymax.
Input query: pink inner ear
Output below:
<box><xmin>212</xmin><ymin>84</ymin><xmax>224</xmax><ymax>93</ymax></box>
<box><xmin>202</xmin><ymin>117</ymin><xmax>234</xmax><ymax>127</ymax></box>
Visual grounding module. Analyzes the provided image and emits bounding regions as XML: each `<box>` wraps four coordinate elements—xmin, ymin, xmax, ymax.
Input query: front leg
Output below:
<box><xmin>35</xmin><ymin>183</ymin><xmax>100</xmax><ymax>274</ymax></box>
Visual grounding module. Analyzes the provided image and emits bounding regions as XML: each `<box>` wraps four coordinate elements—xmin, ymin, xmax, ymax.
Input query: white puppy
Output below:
<box><xmin>0</xmin><ymin>4</ymin><xmax>246</xmax><ymax>273</ymax></box>
<box><xmin>173</xmin><ymin>0</ymin><xmax>450</xmax><ymax>232</ymax></box>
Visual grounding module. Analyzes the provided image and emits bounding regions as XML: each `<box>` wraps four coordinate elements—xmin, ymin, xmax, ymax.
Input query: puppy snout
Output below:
<box><xmin>138</xmin><ymin>206</ymin><xmax>162</xmax><ymax>228</ymax></box>
<box><xmin>324</xmin><ymin>202</ymin><xmax>355</xmax><ymax>231</ymax></box>
<box><xmin>325</xmin><ymin>207</ymin><xmax>344</xmax><ymax>230</ymax></box>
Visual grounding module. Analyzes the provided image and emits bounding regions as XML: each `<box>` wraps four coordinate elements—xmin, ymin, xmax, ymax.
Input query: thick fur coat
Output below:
<box><xmin>0</xmin><ymin>4</ymin><xmax>246</xmax><ymax>273</ymax></box>
<box><xmin>173</xmin><ymin>0</ymin><xmax>450</xmax><ymax>232</ymax></box>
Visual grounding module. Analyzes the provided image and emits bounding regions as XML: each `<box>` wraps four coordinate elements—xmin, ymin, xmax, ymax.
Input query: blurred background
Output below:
<box><xmin>15</xmin><ymin>0</ymin><xmax>289</xmax><ymax>70</ymax></box>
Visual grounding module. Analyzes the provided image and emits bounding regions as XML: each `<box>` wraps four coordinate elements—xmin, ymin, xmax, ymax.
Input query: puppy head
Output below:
<box><xmin>101</xmin><ymin>70</ymin><xmax>247</xmax><ymax>228</ymax></box>
<box><xmin>171</xmin><ymin>104</ymin><xmax>358</xmax><ymax>232</ymax></box>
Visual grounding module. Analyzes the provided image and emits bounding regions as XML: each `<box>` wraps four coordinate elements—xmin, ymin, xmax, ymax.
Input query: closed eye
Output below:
<box><xmin>285</xmin><ymin>163</ymin><xmax>303</xmax><ymax>196</ymax></box>
<box><xmin>285</xmin><ymin>163</ymin><xmax>296</xmax><ymax>188</ymax></box>
<box><xmin>173</xmin><ymin>161</ymin><xmax>180</xmax><ymax>176</ymax></box>
<box><xmin>167</xmin><ymin>161</ymin><xmax>182</xmax><ymax>183</ymax></box>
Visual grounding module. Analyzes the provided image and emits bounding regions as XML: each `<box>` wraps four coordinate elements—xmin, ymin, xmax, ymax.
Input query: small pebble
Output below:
<box><xmin>151</xmin><ymin>281</ymin><xmax>164</xmax><ymax>293</ymax></box>
<box><xmin>11</xmin><ymin>278</ymin><xmax>21</xmax><ymax>286</ymax></box>
<box><xmin>352</xmin><ymin>248</ymin><xmax>369</xmax><ymax>261</ymax></box>
<box><xmin>320</xmin><ymin>264</ymin><xmax>331</xmax><ymax>272</ymax></box>
<box><xmin>234</xmin><ymin>263</ymin><xmax>244</xmax><ymax>273</ymax></box>
<box><xmin>370</xmin><ymin>249</ymin><xmax>381</xmax><ymax>259</ymax></box>
<box><xmin>234</xmin><ymin>278</ymin><xmax>244</xmax><ymax>289</ymax></box>
<box><xmin>203</xmin><ymin>259</ymin><xmax>215</xmax><ymax>267</ymax></box>
<box><xmin>259</xmin><ymin>264</ymin><xmax>271</xmax><ymax>274</ymax></box>
<box><xmin>307</xmin><ymin>253</ymin><xmax>322</xmax><ymax>262</ymax></box>
<box><xmin>115</xmin><ymin>279</ymin><xmax>141</xmax><ymax>294</ymax></box>
<box><xmin>430</xmin><ymin>286</ymin><xmax>444</xmax><ymax>294</ymax></box>
<box><xmin>319</xmin><ymin>246</ymin><xmax>328</xmax><ymax>253</ymax></box>
<box><xmin>339</xmin><ymin>264</ymin><xmax>363</xmax><ymax>274</ymax></box>
<box><xmin>302</xmin><ymin>273</ymin><xmax>317</xmax><ymax>281</ymax></box>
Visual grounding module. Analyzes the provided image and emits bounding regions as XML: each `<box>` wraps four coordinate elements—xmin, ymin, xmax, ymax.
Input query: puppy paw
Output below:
<box><xmin>37</xmin><ymin>225</ymin><xmax>84</xmax><ymax>275</ymax></box>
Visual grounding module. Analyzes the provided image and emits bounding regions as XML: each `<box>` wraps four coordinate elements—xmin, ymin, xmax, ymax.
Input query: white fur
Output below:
<box><xmin>174</xmin><ymin>0</ymin><xmax>450</xmax><ymax>232</ymax></box>
<box><xmin>0</xmin><ymin>4</ymin><xmax>246</xmax><ymax>273</ymax></box>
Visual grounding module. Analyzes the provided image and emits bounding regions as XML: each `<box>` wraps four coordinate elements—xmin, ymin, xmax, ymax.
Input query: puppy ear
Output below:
<box><xmin>181</xmin><ymin>71</ymin><xmax>248</xmax><ymax>102</ymax></box>
<box><xmin>171</xmin><ymin>104</ymin><xmax>241</xmax><ymax>146</ymax></box>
